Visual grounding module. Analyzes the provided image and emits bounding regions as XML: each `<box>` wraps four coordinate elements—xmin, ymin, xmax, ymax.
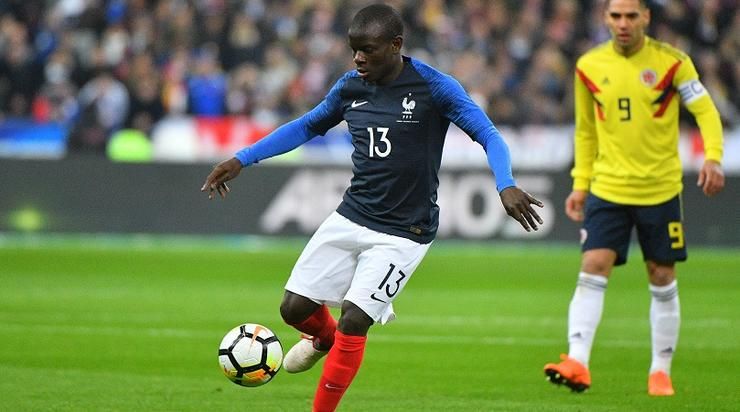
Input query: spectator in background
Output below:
<box><xmin>155</xmin><ymin>1</ymin><xmax>196</xmax><ymax>53</ymax></box>
<box><xmin>125</xmin><ymin>52</ymin><xmax>164</xmax><ymax>135</ymax></box>
<box><xmin>161</xmin><ymin>46</ymin><xmax>190</xmax><ymax>116</ymax></box>
<box><xmin>32</xmin><ymin>82</ymin><xmax>78</xmax><ymax>125</ymax></box>
<box><xmin>68</xmin><ymin>70</ymin><xmax>129</xmax><ymax>152</ymax></box>
<box><xmin>694</xmin><ymin>0</ymin><xmax>722</xmax><ymax>48</ymax></box>
<box><xmin>31</xmin><ymin>49</ymin><xmax>79</xmax><ymax>125</ymax></box>
<box><xmin>222</xmin><ymin>11</ymin><xmax>266</xmax><ymax>71</ymax></box>
<box><xmin>127</xmin><ymin>74</ymin><xmax>164</xmax><ymax>136</ymax></box>
<box><xmin>696</xmin><ymin>50</ymin><xmax>739</xmax><ymax>126</ymax></box>
<box><xmin>0</xmin><ymin>15</ymin><xmax>42</xmax><ymax>118</ymax></box>
<box><xmin>226</xmin><ymin>63</ymin><xmax>260</xmax><ymax>116</ymax></box>
<box><xmin>260</xmin><ymin>45</ymin><xmax>299</xmax><ymax>100</ymax></box>
<box><xmin>520</xmin><ymin>41</ymin><xmax>571</xmax><ymax>123</ymax></box>
<box><xmin>187</xmin><ymin>44</ymin><xmax>227</xmax><ymax>116</ymax></box>
<box><xmin>100</xmin><ymin>21</ymin><xmax>129</xmax><ymax>69</ymax></box>
<box><xmin>78</xmin><ymin>70</ymin><xmax>130</xmax><ymax>132</ymax></box>
<box><xmin>717</xmin><ymin>9</ymin><xmax>739</xmax><ymax>124</ymax></box>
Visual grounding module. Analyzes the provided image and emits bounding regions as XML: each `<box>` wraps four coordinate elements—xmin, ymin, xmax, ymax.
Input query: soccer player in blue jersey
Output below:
<box><xmin>202</xmin><ymin>4</ymin><xmax>543</xmax><ymax>411</ymax></box>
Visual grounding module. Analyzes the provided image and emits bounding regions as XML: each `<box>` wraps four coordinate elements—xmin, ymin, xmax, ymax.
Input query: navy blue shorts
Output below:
<box><xmin>581</xmin><ymin>193</ymin><xmax>687</xmax><ymax>266</ymax></box>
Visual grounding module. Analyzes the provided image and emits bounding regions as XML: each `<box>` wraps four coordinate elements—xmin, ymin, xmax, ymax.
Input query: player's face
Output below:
<box><xmin>348</xmin><ymin>29</ymin><xmax>403</xmax><ymax>85</ymax></box>
<box><xmin>604</xmin><ymin>0</ymin><xmax>650</xmax><ymax>56</ymax></box>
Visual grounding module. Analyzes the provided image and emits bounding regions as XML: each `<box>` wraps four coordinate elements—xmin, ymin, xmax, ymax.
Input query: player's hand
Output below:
<box><xmin>697</xmin><ymin>159</ymin><xmax>724</xmax><ymax>197</ymax></box>
<box><xmin>564</xmin><ymin>190</ymin><xmax>588</xmax><ymax>222</ymax></box>
<box><xmin>499</xmin><ymin>187</ymin><xmax>544</xmax><ymax>232</ymax></box>
<box><xmin>201</xmin><ymin>157</ymin><xmax>243</xmax><ymax>200</ymax></box>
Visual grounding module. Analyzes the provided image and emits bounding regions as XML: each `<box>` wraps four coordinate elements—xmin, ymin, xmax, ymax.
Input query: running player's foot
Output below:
<box><xmin>544</xmin><ymin>354</ymin><xmax>591</xmax><ymax>393</ymax></box>
<box><xmin>648</xmin><ymin>371</ymin><xmax>675</xmax><ymax>396</ymax></box>
<box><xmin>282</xmin><ymin>335</ymin><xmax>329</xmax><ymax>373</ymax></box>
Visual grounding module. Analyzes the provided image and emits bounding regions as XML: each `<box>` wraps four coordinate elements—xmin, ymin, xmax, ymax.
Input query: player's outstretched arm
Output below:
<box><xmin>201</xmin><ymin>157</ymin><xmax>242</xmax><ymax>200</ymax></box>
<box><xmin>499</xmin><ymin>187</ymin><xmax>544</xmax><ymax>232</ymax></box>
<box><xmin>697</xmin><ymin>159</ymin><xmax>725</xmax><ymax>197</ymax></box>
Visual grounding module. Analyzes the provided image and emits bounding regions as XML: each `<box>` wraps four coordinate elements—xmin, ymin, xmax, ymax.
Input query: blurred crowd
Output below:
<box><xmin>0</xmin><ymin>0</ymin><xmax>738</xmax><ymax>153</ymax></box>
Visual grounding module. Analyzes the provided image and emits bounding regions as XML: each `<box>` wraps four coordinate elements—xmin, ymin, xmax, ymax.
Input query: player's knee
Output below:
<box><xmin>647</xmin><ymin>262</ymin><xmax>675</xmax><ymax>286</ymax></box>
<box><xmin>279</xmin><ymin>302</ymin><xmax>298</xmax><ymax>324</ymax></box>
<box><xmin>581</xmin><ymin>261</ymin><xmax>612</xmax><ymax>276</ymax></box>
<box><xmin>337</xmin><ymin>303</ymin><xmax>373</xmax><ymax>336</ymax></box>
<box><xmin>279</xmin><ymin>292</ymin><xmax>319</xmax><ymax>325</ymax></box>
<box><xmin>581</xmin><ymin>249</ymin><xmax>616</xmax><ymax>276</ymax></box>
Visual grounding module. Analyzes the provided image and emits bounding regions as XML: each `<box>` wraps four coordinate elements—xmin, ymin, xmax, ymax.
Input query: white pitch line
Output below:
<box><xmin>0</xmin><ymin>312</ymin><xmax>733</xmax><ymax>329</ymax></box>
<box><xmin>398</xmin><ymin>314</ymin><xmax>735</xmax><ymax>328</ymax></box>
<box><xmin>0</xmin><ymin>322</ymin><xmax>737</xmax><ymax>351</ymax></box>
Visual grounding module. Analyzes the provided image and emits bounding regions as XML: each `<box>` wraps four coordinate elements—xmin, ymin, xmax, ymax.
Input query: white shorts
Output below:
<box><xmin>285</xmin><ymin>212</ymin><xmax>432</xmax><ymax>325</ymax></box>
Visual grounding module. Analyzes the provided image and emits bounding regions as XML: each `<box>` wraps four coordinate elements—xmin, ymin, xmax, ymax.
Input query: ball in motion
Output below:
<box><xmin>218</xmin><ymin>323</ymin><xmax>283</xmax><ymax>387</ymax></box>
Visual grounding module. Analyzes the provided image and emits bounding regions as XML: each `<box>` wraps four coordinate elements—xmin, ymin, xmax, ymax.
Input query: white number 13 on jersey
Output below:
<box><xmin>367</xmin><ymin>127</ymin><xmax>391</xmax><ymax>158</ymax></box>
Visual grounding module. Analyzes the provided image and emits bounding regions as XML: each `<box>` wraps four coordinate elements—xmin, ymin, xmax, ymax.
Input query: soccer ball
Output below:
<box><xmin>218</xmin><ymin>323</ymin><xmax>283</xmax><ymax>387</ymax></box>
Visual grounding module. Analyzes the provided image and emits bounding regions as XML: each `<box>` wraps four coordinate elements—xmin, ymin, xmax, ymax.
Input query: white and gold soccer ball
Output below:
<box><xmin>218</xmin><ymin>323</ymin><xmax>283</xmax><ymax>387</ymax></box>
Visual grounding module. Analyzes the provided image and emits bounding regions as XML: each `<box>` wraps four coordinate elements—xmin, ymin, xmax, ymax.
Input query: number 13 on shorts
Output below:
<box><xmin>370</xmin><ymin>263</ymin><xmax>407</xmax><ymax>303</ymax></box>
<box><xmin>668</xmin><ymin>221</ymin><xmax>684</xmax><ymax>249</ymax></box>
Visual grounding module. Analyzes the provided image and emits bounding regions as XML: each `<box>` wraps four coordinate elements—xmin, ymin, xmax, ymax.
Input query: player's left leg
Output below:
<box><xmin>646</xmin><ymin>261</ymin><xmax>678</xmax><ymax>396</ymax></box>
<box><xmin>313</xmin><ymin>302</ymin><xmax>373</xmax><ymax>412</ymax></box>
<box><xmin>546</xmin><ymin>194</ymin><xmax>631</xmax><ymax>392</ymax></box>
<box><xmin>635</xmin><ymin>195</ymin><xmax>685</xmax><ymax>396</ymax></box>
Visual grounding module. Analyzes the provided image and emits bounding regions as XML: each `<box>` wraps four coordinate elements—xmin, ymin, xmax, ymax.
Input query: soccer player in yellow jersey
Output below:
<box><xmin>544</xmin><ymin>0</ymin><xmax>725</xmax><ymax>396</ymax></box>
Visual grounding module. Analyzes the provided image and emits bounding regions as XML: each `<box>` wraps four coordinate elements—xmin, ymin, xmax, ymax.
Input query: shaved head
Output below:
<box><xmin>605</xmin><ymin>0</ymin><xmax>648</xmax><ymax>8</ymax></box>
<box><xmin>348</xmin><ymin>4</ymin><xmax>403</xmax><ymax>41</ymax></box>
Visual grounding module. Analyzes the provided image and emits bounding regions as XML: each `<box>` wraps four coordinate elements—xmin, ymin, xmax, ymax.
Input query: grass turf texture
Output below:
<box><xmin>1</xmin><ymin>237</ymin><xmax>737</xmax><ymax>411</ymax></box>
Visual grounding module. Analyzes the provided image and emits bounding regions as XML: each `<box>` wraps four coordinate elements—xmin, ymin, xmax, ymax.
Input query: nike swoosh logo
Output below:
<box><xmin>325</xmin><ymin>383</ymin><xmax>344</xmax><ymax>390</ymax></box>
<box><xmin>351</xmin><ymin>100</ymin><xmax>368</xmax><ymax>108</ymax></box>
<box><xmin>370</xmin><ymin>293</ymin><xmax>387</xmax><ymax>303</ymax></box>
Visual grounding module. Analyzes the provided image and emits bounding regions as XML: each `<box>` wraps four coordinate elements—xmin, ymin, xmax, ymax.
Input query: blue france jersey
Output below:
<box><xmin>237</xmin><ymin>56</ymin><xmax>515</xmax><ymax>244</ymax></box>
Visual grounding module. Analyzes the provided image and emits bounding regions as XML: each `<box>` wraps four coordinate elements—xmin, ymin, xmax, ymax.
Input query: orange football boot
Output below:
<box><xmin>648</xmin><ymin>371</ymin><xmax>675</xmax><ymax>396</ymax></box>
<box><xmin>544</xmin><ymin>354</ymin><xmax>591</xmax><ymax>393</ymax></box>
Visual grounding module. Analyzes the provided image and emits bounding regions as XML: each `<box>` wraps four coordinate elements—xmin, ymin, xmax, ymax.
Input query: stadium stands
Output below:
<box><xmin>0</xmin><ymin>0</ymin><xmax>737</xmax><ymax>159</ymax></box>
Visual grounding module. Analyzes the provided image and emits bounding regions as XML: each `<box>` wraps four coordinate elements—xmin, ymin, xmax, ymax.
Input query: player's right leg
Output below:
<box><xmin>543</xmin><ymin>266</ymin><xmax>608</xmax><ymax>392</ymax></box>
<box><xmin>280</xmin><ymin>293</ymin><xmax>335</xmax><ymax>373</ymax></box>
<box><xmin>280</xmin><ymin>212</ymin><xmax>359</xmax><ymax>373</ymax></box>
<box><xmin>544</xmin><ymin>354</ymin><xmax>592</xmax><ymax>393</ymax></box>
<box><xmin>545</xmin><ymin>194</ymin><xmax>630</xmax><ymax>392</ymax></box>
<box><xmin>282</xmin><ymin>334</ymin><xmax>330</xmax><ymax>374</ymax></box>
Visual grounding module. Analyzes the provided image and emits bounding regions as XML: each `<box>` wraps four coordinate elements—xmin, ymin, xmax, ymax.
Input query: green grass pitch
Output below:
<box><xmin>1</xmin><ymin>237</ymin><xmax>738</xmax><ymax>411</ymax></box>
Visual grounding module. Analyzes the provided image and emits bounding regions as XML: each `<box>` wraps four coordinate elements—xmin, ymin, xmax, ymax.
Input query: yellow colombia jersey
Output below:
<box><xmin>572</xmin><ymin>37</ymin><xmax>723</xmax><ymax>205</ymax></box>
